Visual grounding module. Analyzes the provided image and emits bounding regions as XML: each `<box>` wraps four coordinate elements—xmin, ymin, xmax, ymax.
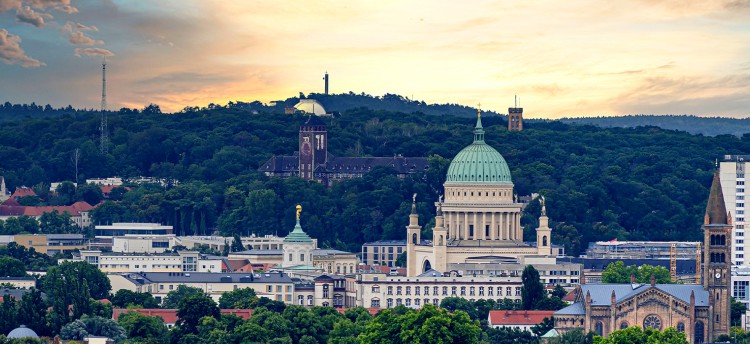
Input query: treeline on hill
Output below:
<box><xmin>1</xmin><ymin>101</ymin><xmax>749</xmax><ymax>255</ymax></box>
<box><xmin>560</xmin><ymin>114</ymin><xmax>750</xmax><ymax>137</ymax></box>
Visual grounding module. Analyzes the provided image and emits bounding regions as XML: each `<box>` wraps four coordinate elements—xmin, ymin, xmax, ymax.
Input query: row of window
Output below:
<box><xmin>380</xmin><ymin>297</ymin><xmax>520</xmax><ymax>308</ymax></box>
<box><xmin>383</xmin><ymin>285</ymin><xmax>520</xmax><ymax>297</ymax></box>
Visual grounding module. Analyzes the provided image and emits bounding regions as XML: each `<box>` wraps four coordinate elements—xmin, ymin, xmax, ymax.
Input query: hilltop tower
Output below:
<box><xmin>324</xmin><ymin>72</ymin><xmax>329</xmax><ymax>95</ymax></box>
<box><xmin>508</xmin><ymin>95</ymin><xmax>523</xmax><ymax>131</ymax></box>
<box><xmin>299</xmin><ymin>116</ymin><xmax>328</xmax><ymax>180</ymax></box>
<box><xmin>703</xmin><ymin>168</ymin><xmax>732</xmax><ymax>340</ymax></box>
<box><xmin>100</xmin><ymin>58</ymin><xmax>108</xmax><ymax>154</ymax></box>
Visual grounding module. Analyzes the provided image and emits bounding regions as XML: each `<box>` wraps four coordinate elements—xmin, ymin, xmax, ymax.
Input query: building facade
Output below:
<box><xmin>406</xmin><ymin>114</ymin><xmax>552</xmax><ymax>277</ymax></box>
<box><xmin>361</xmin><ymin>240</ymin><xmax>406</xmax><ymax>267</ymax></box>
<box><xmin>13</xmin><ymin>234</ymin><xmax>86</xmax><ymax>255</ymax></box>
<box><xmin>720</xmin><ymin>155</ymin><xmax>749</xmax><ymax>265</ymax></box>
<box><xmin>553</xmin><ymin>169</ymin><xmax>732</xmax><ymax>344</ymax></box>
<box><xmin>259</xmin><ymin>116</ymin><xmax>429</xmax><ymax>186</ymax></box>
<box><xmin>70</xmin><ymin>250</ymin><xmax>224</xmax><ymax>273</ymax></box>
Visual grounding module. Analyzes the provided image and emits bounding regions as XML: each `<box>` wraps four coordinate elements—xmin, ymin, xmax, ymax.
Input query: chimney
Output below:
<box><xmin>611</xmin><ymin>290</ymin><xmax>616</xmax><ymax>305</ymax></box>
<box><xmin>650</xmin><ymin>274</ymin><xmax>655</xmax><ymax>286</ymax></box>
<box><xmin>630</xmin><ymin>274</ymin><xmax>636</xmax><ymax>284</ymax></box>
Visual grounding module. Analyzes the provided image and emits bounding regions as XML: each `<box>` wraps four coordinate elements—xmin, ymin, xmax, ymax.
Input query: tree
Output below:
<box><xmin>38</xmin><ymin>210</ymin><xmax>76</xmax><ymax>234</ymax></box>
<box><xmin>601</xmin><ymin>262</ymin><xmax>673</xmax><ymax>284</ymax></box>
<box><xmin>0</xmin><ymin>257</ymin><xmax>26</xmax><ymax>277</ymax></box>
<box><xmin>551</xmin><ymin>285</ymin><xmax>567</xmax><ymax>299</ymax></box>
<box><xmin>117</xmin><ymin>311</ymin><xmax>168</xmax><ymax>341</ymax></box>
<box><xmin>17</xmin><ymin>288</ymin><xmax>48</xmax><ymax>336</ymax></box>
<box><xmin>55</xmin><ymin>181</ymin><xmax>77</xmax><ymax>205</ymax></box>
<box><xmin>231</xmin><ymin>233</ymin><xmax>245</xmax><ymax>252</ymax></box>
<box><xmin>359</xmin><ymin>304</ymin><xmax>481</xmax><ymax>344</ymax></box>
<box><xmin>485</xmin><ymin>327</ymin><xmax>536</xmax><ymax>344</ymax></box>
<box><xmin>176</xmin><ymin>293</ymin><xmax>220</xmax><ymax>334</ymax></box>
<box><xmin>548</xmin><ymin>328</ymin><xmax>595</xmax><ymax>344</ymax></box>
<box><xmin>75</xmin><ymin>183</ymin><xmax>103</xmax><ymax>206</ymax></box>
<box><xmin>59</xmin><ymin>315</ymin><xmax>126</xmax><ymax>342</ymax></box>
<box><xmin>111</xmin><ymin>289</ymin><xmax>159</xmax><ymax>308</ymax></box>
<box><xmin>522</xmin><ymin>265</ymin><xmax>545</xmax><ymax>310</ymax></box>
<box><xmin>0</xmin><ymin>294</ymin><xmax>19</xmax><ymax>336</ymax></box>
<box><xmin>218</xmin><ymin>287</ymin><xmax>257</xmax><ymax>309</ymax></box>
<box><xmin>42</xmin><ymin>261</ymin><xmax>111</xmax><ymax>300</ymax></box>
<box><xmin>531</xmin><ymin>316</ymin><xmax>555</xmax><ymax>337</ymax></box>
<box><xmin>161</xmin><ymin>285</ymin><xmax>204</xmax><ymax>309</ymax></box>
<box><xmin>439</xmin><ymin>297</ymin><xmax>478</xmax><ymax>320</ymax></box>
<box><xmin>593</xmin><ymin>326</ymin><xmax>687</xmax><ymax>344</ymax></box>
<box><xmin>732</xmin><ymin>297</ymin><xmax>747</xmax><ymax>326</ymax></box>
<box><xmin>394</xmin><ymin>252</ymin><xmax>407</xmax><ymax>267</ymax></box>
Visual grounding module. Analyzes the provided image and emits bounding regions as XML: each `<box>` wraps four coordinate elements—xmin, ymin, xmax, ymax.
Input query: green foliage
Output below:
<box><xmin>0</xmin><ymin>243</ymin><xmax>55</xmax><ymax>271</ymax></box>
<box><xmin>531</xmin><ymin>317</ymin><xmax>555</xmax><ymax>337</ymax></box>
<box><xmin>547</xmin><ymin>328</ymin><xmax>595</xmax><ymax>344</ymax></box>
<box><xmin>59</xmin><ymin>315</ymin><xmax>126</xmax><ymax>342</ymax></box>
<box><xmin>42</xmin><ymin>261</ymin><xmax>111</xmax><ymax>300</ymax></box>
<box><xmin>360</xmin><ymin>303</ymin><xmax>482</xmax><ymax>344</ymax></box>
<box><xmin>230</xmin><ymin>233</ymin><xmax>245</xmax><ymax>252</ymax></box>
<box><xmin>17</xmin><ymin>289</ymin><xmax>48</xmax><ymax>336</ymax></box>
<box><xmin>117</xmin><ymin>311</ymin><xmax>168</xmax><ymax>341</ymax></box>
<box><xmin>440</xmin><ymin>297</ymin><xmax>478</xmax><ymax>319</ymax></box>
<box><xmin>394</xmin><ymin>252</ymin><xmax>406</xmax><ymax>267</ymax></box>
<box><xmin>38</xmin><ymin>210</ymin><xmax>76</xmax><ymax>234</ymax></box>
<box><xmin>601</xmin><ymin>261</ymin><xmax>673</xmax><ymax>284</ymax></box>
<box><xmin>485</xmin><ymin>327</ymin><xmax>537</xmax><ymax>344</ymax></box>
<box><xmin>0</xmin><ymin>257</ymin><xmax>26</xmax><ymax>277</ymax></box>
<box><xmin>176</xmin><ymin>293</ymin><xmax>220</xmax><ymax>334</ymax></box>
<box><xmin>732</xmin><ymin>297</ymin><xmax>747</xmax><ymax>326</ymax></box>
<box><xmin>522</xmin><ymin>265</ymin><xmax>545</xmax><ymax>310</ymax></box>
<box><xmin>161</xmin><ymin>285</ymin><xmax>204</xmax><ymax>309</ymax></box>
<box><xmin>0</xmin><ymin>294</ymin><xmax>18</xmax><ymax>336</ymax></box>
<box><xmin>593</xmin><ymin>326</ymin><xmax>687</xmax><ymax>344</ymax></box>
<box><xmin>218</xmin><ymin>287</ymin><xmax>257</xmax><ymax>309</ymax></box>
<box><xmin>111</xmin><ymin>289</ymin><xmax>159</xmax><ymax>309</ymax></box>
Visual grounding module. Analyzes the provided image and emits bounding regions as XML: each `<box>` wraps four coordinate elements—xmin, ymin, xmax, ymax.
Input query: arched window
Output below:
<box><xmin>439</xmin><ymin>235</ymin><xmax>443</xmax><ymax>246</ymax></box>
<box><xmin>595</xmin><ymin>322</ymin><xmax>604</xmax><ymax>336</ymax></box>
<box><xmin>543</xmin><ymin>236</ymin><xmax>548</xmax><ymax>246</ymax></box>
<box><xmin>677</xmin><ymin>322</ymin><xmax>685</xmax><ymax>332</ymax></box>
<box><xmin>620</xmin><ymin>322</ymin><xmax>628</xmax><ymax>329</ymax></box>
<box><xmin>412</xmin><ymin>233</ymin><xmax>417</xmax><ymax>244</ymax></box>
<box><xmin>694</xmin><ymin>321</ymin><xmax>704</xmax><ymax>344</ymax></box>
<box><xmin>643</xmin><ymin>315</ymin><xmax>662</xmax><ymax>330</ymax></box>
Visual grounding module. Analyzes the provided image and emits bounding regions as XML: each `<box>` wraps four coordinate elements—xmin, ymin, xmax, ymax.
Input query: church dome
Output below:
<box><xmin>446</xmin><ymin>116</ymin><xmax>512</xmax><ymax>184</ymax></box>
<box><xmin>7</xmin><ymin>325</ymin><xmax>39</xmax><ymax>339</ymax></box>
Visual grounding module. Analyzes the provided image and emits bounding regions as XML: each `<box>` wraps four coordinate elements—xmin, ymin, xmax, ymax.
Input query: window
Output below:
<box><xmin>515</xmin><ymin>287</ymin><xmax>521</xmax><ymax>296</ymax></box>
<box><xmin>469</xmin><ymin>287</ymin><xmax>475</xmax><ymax>296</ymax></box>
<box><xmin>620</xmin><ymin>322</ymin><xmax>629</xmax><ymax>329</ymax></box>
<box><xmin>397</xmin><ymin>287</ymin><xmax>402</xmax><ymax>295</ymax></box>
<box><xmin>396</xmin><ymin>298</ymin><xmax>402</xmax><ymax>306</ymax></box>
<box><xmin>734</xmin><ymin>280</ymin><xmax>749</xmax><ymax>301</ymax></box>
<box><xmin>415</xmin><ymin>287</ymin><xmax>420</xmax><ymax>296</ymax></box>
<box><xmin>267</xmin><ymin>286</ymin><xmax>273</xmax><ymax>293</ymax></box>
<box><xmin>643</xmin><ymin>315</ymin><xmax>662</xmax><ymax>330</ymax></box>
<box><xmin>406</xmin><ymin>286</ymin><xmax>411</xmax><ymax>295</ymax></box>
<box><xmin>323</xmin><ymin>284</ymin><xmax>330</xmax><ymax>298</ymax></box>
<box><xmin>738</xmin><ymin>203</ymin><xmax>745</xmax><ymax>208</ymax></box>
<box><xmin>740</xmin><ymin>174</ymin><xmax>746</xmax><ymax>178</ymax></box>
<box><xmin>405</xmin><ymin>299</ymin><xmax>411</xmax><ymax>306</ymax></box>
<box><xmin>442</xmin><ymin>287</ymin><xmax>447</xmax><ymax>295</ymax></box>
<box><xmin>739</xmin><ymin>210</ymin><xmax>745</xmax><ymax>215</ymax></box>
<box><xmin>737</xmin><ymin>254</ymin><xmax>745</xmax><ymax>259</ymax></box>
<box><xmin>506</xmin><ymin>287</ymin><xmax>512</xmax><ymax>296</ymax></box>
<box><xmin>169</xmin><ymin>285</ymin><xmax>174</xmax><ymax>290</ymax></box>
<box><xmin>372</xmin><ymin>286</ymin><xmax>380</xmax><ymax>293</ymax></box>
<box><xmin>372</xmin><ymin>299</ymin><xmax>380</xmax><ymax>308</ymax></box>
<box><xmin>415</xmin><ymin>298</ymin><xmax>420</xmax><ymax>306</ymax></box>
<box><xmin>488</xmin><ymin>287</ymin><xmax>494</xmax><ymax>296</ymax></box>
<box><xmin>740</xmin><ymin>181</ymin><xmax>746</xmax><ymax>186</ymax></box>
<box><xmin>741</xmin><ymin>218</ymin><xmax>746</xmax><ymax>222</ymax></box>
<box><xmin>387</xmin><ymin>286</ymin><xmax>393</xmax><ymax>295</ymax></box>
<box><xmin>739</xmin><ymin>240</ymin><xmax>746</xmax><ymax>244</ymax></box>
<box><xmin>452</xmin><ymin>287</ymin><xmax>457</xmax><ymax>296</ymax></box>
<box><xmin>300</xmin><ymin>254</ymin><xmax>305</xmax><ymax>262</ymax></box>
<box><xmin>479</xmin><ymin>287</ymin><xmax>484</xmax><ymax>296</ymax></box>
<box><xmin>595</xmin><ymin>322</ymin><xmax>603</xmax><ymax>336</ymax></box>
<box><xmin>460</xmin><ymin>287</ymin><xmax>466</xmax><ymax>296</ymax></box>
<box><xmin>740</xmin><ymin>188</ymin><xmax>746</xmax><ymax>193</ymax></box>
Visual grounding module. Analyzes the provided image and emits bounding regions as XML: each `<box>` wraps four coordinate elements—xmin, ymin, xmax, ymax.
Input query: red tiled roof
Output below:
<box><xmin>1</xmin><ymin>198</ymin><xmax>20</xmax><ymax>206</ymax></box>
<box><xmin>562</xmin><ymin>290</ymin><xmax>576</xmax><ymax>302</ymax></box>
<box><xmin>226</xmin><ymin>259</ymin><xmax>250</xmax><ymax>272</ymax></box>
<box><xmin>0</xmin><ymin>205</ymin><xmax>26</xmax><ymax>216</ymax></box>
<box><xmin>488</xmin><ymin>310</ymin><xmax>555</xmax><ymax>326</ymax></box>
<box><xmin>100</xmin><ymin>185</ymin><xmax>131</xmax><ymax>196</ymax></box>
<box><xmin>11</xmin><ymin>187</ymin><xmax>36</xmax><ymax>199</ymax></box>
<box><xmin>113</xmin><ymin>308</ymin><xmax>254</xmax><ymax>324</ymax></box>
<box><xmin>20</xmin><ymin>201</ymin><xmax>93</xmax><ymax>217</ymax></box>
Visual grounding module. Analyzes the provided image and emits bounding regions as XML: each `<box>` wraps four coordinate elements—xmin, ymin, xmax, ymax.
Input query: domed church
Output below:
<box><xmin>406</xmin><ymin>110</ymin><xmax>552</xmax><ymax>277</ymax></box>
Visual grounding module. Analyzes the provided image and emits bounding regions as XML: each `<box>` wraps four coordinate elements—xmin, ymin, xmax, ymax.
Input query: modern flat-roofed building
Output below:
<box><xmin>585</xmin><ymin>240</ymin><xmax>701</xmax><ymax>260</ymax></box>
<box><xmin>108</xmin><ymin>271</ymin><xmax>295</xmax><ymax>304</ymax></box>
<box><xmin>0</xmin><ymin>277</ymin><xmax>36</xmax><ymax>289</ymax></box>
<box><xmin>70</xmin><ymin>250</ymin><xmax>212</xmax><ymax>273</ymax></box>
<box><xmin>112</xmin><ymin>235</ymin><xmax>178</xmax><ymax>254</ymax></box>
<box><xmin>95</xmin><ymin>223</ymin><xmax>173</xmax><ymax>238</ymax></box>
<box><xmin>720</xmin><ymin>155</ymin><xmax>750</xmax><ymax>265</ymax></box>
<box><xmin>361</xmin><ymin>240</ymin><xmax>407</xmax><ymax>267</ymax></box>
<box><xmin>13</xmin><ymin>234</ymin><xmax>86</xmax><ymax>255</ymax></box>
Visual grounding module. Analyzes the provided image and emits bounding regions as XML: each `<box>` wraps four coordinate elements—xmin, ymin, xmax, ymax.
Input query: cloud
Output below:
<box><xmin>74</xmin><ymin>47</ymin><xmax>113</xmax><ymax>57</ymax></box>
<box><xmin>25</xmin><ymin>0</ymin><xmax>76</xmax><ymax>13</ymax></box>
<box><xmin>0</xmin><ymin>0</ymin><xmax>22</xmax><ymax>12</ymax></box>
<box><xmin>68</xmin><ymin>31</ymin><xmax>103</xmax><ymax>45</ymax></box>
<box><xmin>0</xmin><ymin>28</ymin><xmax>45</xmax><ymax>67</ymax></box>
<box><xmin>16</xmin><ymin>5</ymin><xmax>52</xmax><ymax>28</ymax></box>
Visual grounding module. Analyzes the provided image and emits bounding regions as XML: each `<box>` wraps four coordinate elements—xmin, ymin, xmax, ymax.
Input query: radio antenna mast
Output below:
<box><xmin>100</xmin><ymin>57</ymin><xmax>108</xmax><ymax>154</ymax></box>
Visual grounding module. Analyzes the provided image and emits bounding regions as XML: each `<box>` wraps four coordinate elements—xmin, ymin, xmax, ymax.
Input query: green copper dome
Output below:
<box><xmin>284</xmin><ymin>219</ymin><xmax>313</xmax><ymax>243</ymax></box>
<box><xmin>446</xmin><ymin>116</ymin><xmax>512</xmax><ymax>184</ymax></box>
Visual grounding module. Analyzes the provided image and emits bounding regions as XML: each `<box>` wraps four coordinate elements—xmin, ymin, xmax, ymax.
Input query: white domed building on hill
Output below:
<box><xmin>406</xmin><ymin>111</ymin><xmax>553</xmax><ymax>277</ymax></box>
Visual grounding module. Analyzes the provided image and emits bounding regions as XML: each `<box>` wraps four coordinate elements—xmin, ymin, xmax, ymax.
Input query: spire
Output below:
<box><xmin>411</xmin><ymin>193</ymin><xmax>417</xmax><ymax>214</ymax></box>
<box><xmin>705</xmin><ymin>169</ymin><xmax>728</xmax><ymax>225</ymax></box>
<box><xmin>540</xmin><ymin>196</ymin><xmax>546</xmax><ymax>216</ymax></box>
<box><xmin>474</xmin><ymin>103</ymin><xmax>485</xmax><ymax>142</ymax></box>
<box><xmin>436</xmin><ymin>195</ymin><xmax>443</xmax><ymax>216</ymax></box>
<box><xmin>285</xmin><ymin>205</ymin><xmax>312</xmax><ymax>243</ymax></box>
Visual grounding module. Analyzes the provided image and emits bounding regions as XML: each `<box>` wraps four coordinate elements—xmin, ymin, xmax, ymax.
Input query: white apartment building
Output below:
<box><xmin>720</xmin><ymin>155</ymin><xmax>749</xmax><ymax>265</ymax></box>
<box><xmin>109</xmin><ymin>271</ymin><xmax>294</xmax><ymax>304</ymax></box>
<box><xmin>70</xmin><ymin>250</ymin><xmax>225</xmax><ymax>273</ymax></box>
<box><xmin>355</xmin><ymin>272</ymin><xmax>523</xmax><ymax>309</ymax></box>
<box><xmin>112</xmin><ymin>235</ymin><xmax>179</xmax><ymax>254</ymax></box>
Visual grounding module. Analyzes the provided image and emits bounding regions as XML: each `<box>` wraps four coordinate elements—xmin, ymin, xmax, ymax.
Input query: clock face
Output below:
<box><xmin>715</xmin><ymin>272</ymin><xmax>721</xmax><ymax>279</ymax></box>
<box><xmin>301</xmin><ymin>142</ymin><xmax>311</xmax><ymax>156</ymax></box>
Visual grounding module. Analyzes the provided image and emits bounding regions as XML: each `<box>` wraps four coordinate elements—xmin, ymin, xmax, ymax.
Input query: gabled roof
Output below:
<box><xmin>11</xmin><ymin>187</ymin><xmax>36</xmax><ymax>199</ymax></box>
<box><xmin>574</xmin><ymin>283</ymin><xmax>708</xmax><ymax>307</ymax></box>
<box><xmin>554</xmin><ymin>303</ymin><xmax>585</xmax><ymax>315</ymax></box>
<box><xmin>488</xmin><ymin>310</ymin><xmax>555</xmax><ymax>326</ymax></box>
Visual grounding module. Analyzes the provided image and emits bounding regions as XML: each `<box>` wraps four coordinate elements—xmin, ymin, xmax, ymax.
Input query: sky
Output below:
<box><xmin>0</xmin><ymin>0</ymin><xmax>749</xmax><ymax>118</ymax></box>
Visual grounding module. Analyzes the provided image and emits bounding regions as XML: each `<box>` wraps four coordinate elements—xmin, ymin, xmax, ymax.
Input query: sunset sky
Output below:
<box><xmin>0</xmin><ymin>0</ymin><xmax>749</xmax><ymax>117</ymax></box>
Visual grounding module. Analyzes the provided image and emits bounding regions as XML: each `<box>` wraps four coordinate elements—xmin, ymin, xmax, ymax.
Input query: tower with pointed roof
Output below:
<box><xmin>703</xmin><ymin>168</ymin><xmax>732</xmax><ymax>340</ymax></box>
<box><xmin>432</xmin><ymin>198</ymin><xmax>448</xmax><ymax>272</ymax></box>
<box><xmin>406</xmin><ymin>194</ymin><xmax>422</xmax><ymax>277</ymax></box>
<box><xmin>283</xmin><ymin>205</ymin><xmax>315</xmax><ymax>268</ymax></box>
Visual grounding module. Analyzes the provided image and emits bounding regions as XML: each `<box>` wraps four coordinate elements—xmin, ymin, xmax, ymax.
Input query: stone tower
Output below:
<box><xmin>536</xmin><ymin>196</ymin><xmax>552</xmax><ymax>255</ymax></box>
<box><xmin>432</xmin><ymin>198</ymin><xmax>448</xmax><ymax>272</ymax></box>
<box><xmin>508</xmin><ymin>105</ymin><xmax>523</xmax><ymax>131</ymax></box>
<box><xmin>406</xmin><ymin>194</ymin><xmax>422</xmax><ymax>277</ymax></box>
<box><xmin>299</xmin><ymin>116</ymin><xmax>327</xmax><ymax>180</ymax></box>
<box><xmin>283</xmin><ymin>205</ymin><xmax>315</xmax><ymax>268</ymax></box>
<box><xmin>703</xmin><ymin>169</ymin><xmax>732</xmax><ymax>340</ymax></box>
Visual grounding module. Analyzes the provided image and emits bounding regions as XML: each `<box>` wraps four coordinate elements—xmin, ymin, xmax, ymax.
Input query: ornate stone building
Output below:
<box><xmin>553</xmin><ymin>169</ymin><xmax>732</xmax><ymax>344</ymax></box>
<box><xmin>259</xmin><ymin>116</ymin><xmax>429</xmax><ymax>186</ymax></box>
<box><xmin>406</xmin><ymin>112</ymin><xmax>553</xmax><ymax>277</ymax></box>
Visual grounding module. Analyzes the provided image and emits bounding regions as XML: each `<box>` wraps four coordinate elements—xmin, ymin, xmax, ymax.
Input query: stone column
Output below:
<box><xmin>464</xmin><ymin>212</ymin><xmax>469</xmax><ymax>240</ymax></box>
<box><xmin>472</xmin><ymin>212</ymin><xmax>477</xmax><ymax>240</ymax></box>
<box><xmin>490</xmin><ymin>212</ymin><xmax>496</xmax><ymax>240</ymax></box>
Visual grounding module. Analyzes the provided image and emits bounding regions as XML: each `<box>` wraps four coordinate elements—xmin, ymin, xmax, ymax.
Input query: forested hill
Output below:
<box><xmin>560</xmin><ymin>115</ymin><xmax>750</xmax><ymax>137</ymax></box>
<box><xmin>1</xmin><ymin>104</ymin><xmax>749</xmax><ymax>255</ymax></box>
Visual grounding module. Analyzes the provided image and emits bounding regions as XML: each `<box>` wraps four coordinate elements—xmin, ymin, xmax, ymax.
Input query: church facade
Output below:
<box><xmin>406</xmin><ymin>113</ymin><xmax>553</xmax><ymax>277</ymax></box>
<box><xmin>259</xmin><ymin>116</ymin><xmax>429</xmax><ymax>186</ymax></box>
<box><xmin>553</xmin><ymin>169</ymin><xmax>732</xmax><ymax>344</ymax></box>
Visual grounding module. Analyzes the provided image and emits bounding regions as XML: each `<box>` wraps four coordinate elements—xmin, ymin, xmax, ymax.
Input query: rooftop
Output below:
<box><xmin>122</xmin><ymin>272</ymin><xmax>294</xmax><ymax>284</ymax></box>
<box><xmin>488</xmin><ymin>310</ymin><xmax>555</xmax><ymax>326</ymax></box>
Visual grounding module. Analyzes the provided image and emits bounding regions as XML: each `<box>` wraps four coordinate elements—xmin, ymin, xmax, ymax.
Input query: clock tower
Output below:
<box><xmin>299</xmin><ymin>116</ymin><xmax>327</xmax><ymax>180</ymax></box>
<box><xmin>703</xmin><ymin>168</ymin><xmax>732</xmax><ymax>340</ymax></box>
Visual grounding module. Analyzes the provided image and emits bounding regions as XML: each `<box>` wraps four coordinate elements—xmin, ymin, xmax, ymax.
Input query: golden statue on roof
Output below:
<box><xmin>296</xmin><ymin>205</ymin><xmax>302</xmax><ymax>221</ymax></box>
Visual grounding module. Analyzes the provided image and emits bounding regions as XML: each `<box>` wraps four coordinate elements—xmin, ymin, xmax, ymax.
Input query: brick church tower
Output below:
<box><xmin>703</xmin><ymin>168</ymin><xmax>732</xmax><ymax>341</ymax></box>
<box><xmin>298</xmin><ymin>116</ymin><xmax>327</xmax><ymax>180</ymax></box>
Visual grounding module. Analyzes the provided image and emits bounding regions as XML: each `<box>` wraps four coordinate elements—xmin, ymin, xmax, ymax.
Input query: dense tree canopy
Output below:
<box><xmin>601</xmin><ymin>261</ymin><xmax>674</xmax><ymax>284</ymax></box>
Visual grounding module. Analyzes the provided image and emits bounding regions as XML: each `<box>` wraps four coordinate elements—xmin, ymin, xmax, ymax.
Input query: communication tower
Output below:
<box><xmin>100</xmin><ymin>58</ymin><xmax>108</xmax><ymax>154</ymax></box>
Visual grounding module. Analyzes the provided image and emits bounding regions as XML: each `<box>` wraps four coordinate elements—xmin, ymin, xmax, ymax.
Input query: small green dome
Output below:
<box><xmin>446</xmin><ymin>116</ymin><xmax>512</xmax><ymax>184</ymax></box>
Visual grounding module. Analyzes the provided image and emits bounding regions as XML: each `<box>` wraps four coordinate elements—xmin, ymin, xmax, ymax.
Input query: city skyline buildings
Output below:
<box><xmin>0</xmin><ymin>1</ymin><xmax>748</xmax><ymax>117</ymax></box>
